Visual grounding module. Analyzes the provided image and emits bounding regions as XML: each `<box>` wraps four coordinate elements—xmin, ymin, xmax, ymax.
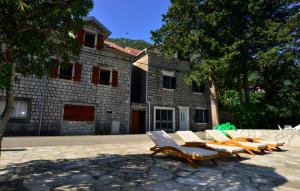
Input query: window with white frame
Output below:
<box><xmin>195</xmin><ymin>108</ymin><xmax>209</xmax><ymax>123</ymax></box>
<box><xmin>154</xmin><ymin>107</ymin><xmax>175</xmax><ymax>132</ymax></box>
<box><xmin>0</xmin><ymin>100</ymin><xmax>29</xmax><ymax>119</ymax></box>
<box><xmin>162</xmin><ymin>70</ymin><xmax>176</xmax><ymax>89</ymax></box>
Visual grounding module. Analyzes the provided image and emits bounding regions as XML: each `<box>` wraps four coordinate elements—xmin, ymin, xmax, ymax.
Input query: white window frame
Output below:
<box><xmin>83</xmin><ymin>29</ymin><xmax>97</xmax><ymax>49</ymax></box>
<box><xmin>153</xmin><ymin>106</ymin><xmax>176</xmax><ymax>132</ymax></box>
<box><xmin>98</xmin><ymin>67</ymin><xmax>112</xmax><ymax>86</ymax></box>
<box><xmin>58</xmin><ymin>62</ymin><xmax>75</xmax><ymax>81</ymax></box>
<box><xmin>195</xmin><ymin>107</ymin><xmax>209</xmax><ymax>124</ymax></box>
<box><xmin>0</xmin><ymin>99</ymin><xmax>29</xmax><ymax>120</ymax></box>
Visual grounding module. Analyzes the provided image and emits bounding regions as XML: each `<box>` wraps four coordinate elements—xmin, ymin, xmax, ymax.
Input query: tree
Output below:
<box><xmin>152</xmin><ymin>0</ymin><xmax>300</xmax><ymax>128</ymax></box>
<box><xmin>0</xmin><ymin>0</ymin><xmax>93</xmax><ymax>155</ymax></box>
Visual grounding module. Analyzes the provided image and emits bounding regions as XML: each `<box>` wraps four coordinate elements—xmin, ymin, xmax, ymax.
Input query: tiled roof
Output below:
<box><xmin>125</xmin><ymin>47</ymin><xmax>141</xmax><ymax>56</ymax></box>
<box><xmin>104</xmin><ymin>41</ymin><xmax>141</xmax><ymax>56</ymax></box>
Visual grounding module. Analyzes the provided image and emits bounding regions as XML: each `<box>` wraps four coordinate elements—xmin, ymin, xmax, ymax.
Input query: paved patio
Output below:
<box><xmin>0</xmin><ymin>139</ymin><xmax>300</xmax><ymax>191</ymax></box>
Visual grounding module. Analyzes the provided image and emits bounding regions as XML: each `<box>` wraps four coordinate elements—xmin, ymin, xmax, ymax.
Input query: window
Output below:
<box><xmin>154</xmin><ymin>108</ymin><xmax>174</xmax><ymax>132</ymax></box>
<box><xmin>195</xmin><ymin>108</ymin><xmax>209</xmax><ymax>123</ymax></box>
<box><xmin>84</xmin><ymin>33</ymin><xmax>96</xmax><ymax>48</ymax></box>
<box><xmin>99</xmin><ymin>69</ymin><xmax>111</xmax><ymax>85</ymax></box>
<box><xmin>59</xmin><ymin>64</ymin><xmax>74</xmax><ymax>80</ymax></box>
<box><xmin>192</xmin><ymin>81</ymin><xmax>205</xmax><ymax>93</ymax></box>
<box><xmin>162</xmin><ymin>71</ymin><xmax>176</xmax><ymax>89</ymax></box>
<box><xmin>0</xmin><ymin>100</ymin><xmax>29</xmax><ymax>119</ymax></box>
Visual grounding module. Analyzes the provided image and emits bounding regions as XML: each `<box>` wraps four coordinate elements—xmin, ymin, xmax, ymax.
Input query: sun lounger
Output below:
<box><xmin>225</xmin><ymin>130</ymin><xmax>285</xmax><ymax>150</ymax></box>
<box><xmin>147</xmin><ymin>131</ymin><xmax>219</xmax><ymax>168</ymax></box>
<box><xmin>176</xmin><ymin>131</ymin><xmax>244</xmax><ymax>158</ymax></box>
<box><xmin>205</xmin><ymin>130</ymin><xmax>268</xmax><ymax>155</ymax></box>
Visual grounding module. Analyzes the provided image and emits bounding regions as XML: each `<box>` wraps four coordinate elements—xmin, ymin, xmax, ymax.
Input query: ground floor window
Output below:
<box><xmin>154</xmin><ymin>107</ymin><xmax>175</xmax><ymax>132</ymax></box>
<box><xmin>0</xmin><ymin>100</ymin><xmax>29</xmax><ymax>119</ymax></box>
<box><xmin>195</xmin><ymin>108</ymin><xmax>209</xmax><ymax>123</ymax></box>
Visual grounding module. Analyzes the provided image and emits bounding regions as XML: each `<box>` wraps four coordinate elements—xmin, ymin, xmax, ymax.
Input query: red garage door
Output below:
<box><xmin>63</xmin><ymin>104</ymin><xmax>95</xmax><ymax>121</ymax></box>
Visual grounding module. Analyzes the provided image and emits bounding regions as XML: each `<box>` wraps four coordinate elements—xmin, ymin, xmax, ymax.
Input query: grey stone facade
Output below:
<box><xmin>0</xmin><ymin>19</ymin><xmax>133</xmax><ymax>136</ymax></box>
<box><xmin>131</xmin><ymin>49</ymin><xmax>211</xmax><ymax>133</ymax></box>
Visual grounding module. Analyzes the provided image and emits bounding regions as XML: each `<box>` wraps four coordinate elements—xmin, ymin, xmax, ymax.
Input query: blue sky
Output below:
<box><xmin>89</xmin><ymin>0</ymin><xmax>170</xmax><ymax>43</ymax></box>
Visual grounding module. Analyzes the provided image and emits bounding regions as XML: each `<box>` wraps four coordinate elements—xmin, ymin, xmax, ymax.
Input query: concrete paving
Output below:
<box><xmin>0</xmin><ymin>137</ymin><xmax>300</xmax><ymax>191</ymax></box>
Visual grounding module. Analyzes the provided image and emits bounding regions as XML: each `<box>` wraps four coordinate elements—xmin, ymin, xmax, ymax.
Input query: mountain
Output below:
<box><xmin>107</xmin><ymin>38</ymin><xmax>152</xmax><ymax>50</ymax></box>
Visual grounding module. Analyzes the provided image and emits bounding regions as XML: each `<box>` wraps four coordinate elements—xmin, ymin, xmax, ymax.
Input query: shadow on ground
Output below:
<box><xmin>0</xmin><ymin>153</ymin><xmax>287</xmax><ymax>191</ymax></box>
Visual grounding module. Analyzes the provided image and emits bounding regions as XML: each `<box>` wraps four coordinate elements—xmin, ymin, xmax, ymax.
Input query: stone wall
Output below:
<box><xmin>0</xmin><ymin>47</ymin><xmax>132</xmax><ymax>136</ymax></box>
<box><xmin>147</xmin><ymin>50</ymin><xmax>211</xmax><ymax>131</ymax></box>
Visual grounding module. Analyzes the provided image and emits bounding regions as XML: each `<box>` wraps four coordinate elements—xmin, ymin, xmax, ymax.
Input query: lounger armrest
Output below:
<box><xmin>182</xmin><ymin>142</ymin><xmax>206</xmax><ymax>147</ymax></box>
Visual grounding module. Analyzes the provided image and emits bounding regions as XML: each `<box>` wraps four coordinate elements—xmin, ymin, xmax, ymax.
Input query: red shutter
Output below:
<box><xmin>96</xmin><ymin>34</ymin><xmax>104</xmax><ymax>50</ymax></box>
<box><xmin>64</xmin><ymin>104</ymin><xmax>95</xmax><ymax>121</ymax></box>
<box><xmin>112</xmin><ymin>70</ymin><xmax>118</xmax><ymax>87</ymax></box>
<box><xmin>78</xmin><ymin>29</ymin><xmax>85</xmax><ymax>46</ymax></box>
<box><xmin>74</xmin><ymin>63</ymin><xmax>82</xmax><ymax>82</ymax></box>
<box><xmin>92</xmin><ymin>66</ymin><xmax>100</xmax><ymax>84</ymax></box>
<box><xmin>51</xmin><ymin>67</ymin><xmax>59</xmax><ymax>78</ymax></box>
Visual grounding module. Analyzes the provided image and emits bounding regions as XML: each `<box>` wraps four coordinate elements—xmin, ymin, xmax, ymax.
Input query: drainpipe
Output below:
<box><xmin>38</xmin><ymin>74</ymin><xmax>48</xmax><ymax>136</ymax></box>
<box><xmin>145</xmin><ymin>52</ymin><xmax>151</xmax><ymax>132</ymax></box>
<box><xmin>127</xmin><ymin>56</ymin><xmax>133</xmax><ymax>134</ymax></box>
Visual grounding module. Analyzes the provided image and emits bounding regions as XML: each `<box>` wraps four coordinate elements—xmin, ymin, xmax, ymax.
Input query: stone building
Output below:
<box><xmin>0</xmin><ymin>17</ymin><xmax>134</xmax><ymax>135</ymax></box>
<box><xmin>130</xmin><ymin>48</ymin><xmax>211</xmax><ymax>134</ymax></box>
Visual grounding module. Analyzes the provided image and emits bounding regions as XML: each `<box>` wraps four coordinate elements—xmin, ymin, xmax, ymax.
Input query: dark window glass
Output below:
<box><xmin>59</xmin><ymin>64</ymin><xmax>73</xmax><ymax>80</ymax></box>
<box><xmin>195</xmin><ymin>109</ymin><xmax>209</xmax><ymax>123</ymax></box>
<box><xmin>192</xmin><ymin>81</ymin><xmax>204</xmax><ymax>93</ymax></box>
<box><xmin>155</xmin><ymin>109</ymin><xmax>174</xmax><ymax>132</ymax></box>
<box><xmin>99</xmin><ymin>70</ymin><xmax>111</xmax><ymax>85</ymax></box>
<box><xmin>163</xmin><ymin>75</ymin><xmax>176</xmax><ymax>89</ymax></box>
<box><xmin>84</xmin><ymin>33</ymin><xmax>95</xmax><ymax>48</ymax></box>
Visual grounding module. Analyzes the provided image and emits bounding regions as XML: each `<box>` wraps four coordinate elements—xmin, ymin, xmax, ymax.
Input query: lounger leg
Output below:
<box><xmin>276</xmin><ymin>147</ymin><xmax>282</xmax><ymax>151</ymax></box>
<box><xmin>235</xmin><ymin>154</ymin><xmax>242</xmax><ymax>159</ymax></box>
<box><xmin>210</xmin><ymin>159</ymin><xmax>218</xmax><ymax>165</ymax></box>
<box><xmin>186</xmin><ymin>157</ymin><xmax>198</xmax><ymax>168</ymax></box>
<box><xmin>244</xmin><ymin>149</ymin><xmax>256</xmax><ymax>156</ymax></box>
<box><xmin>151</xmin><ymin>147</ymin><xmax>164</xmax><ymax>157</ymax></box>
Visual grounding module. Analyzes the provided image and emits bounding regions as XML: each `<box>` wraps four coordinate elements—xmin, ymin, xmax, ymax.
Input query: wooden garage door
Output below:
<box><xmin>63</xmin><ymin>104</ymin><xmax>95</xmax><ymax>121</ymax></box>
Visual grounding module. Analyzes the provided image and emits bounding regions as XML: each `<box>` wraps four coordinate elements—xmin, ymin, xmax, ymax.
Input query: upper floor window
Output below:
<box><xmin>195</xmin><ymin>108</ymin><xmax>209</xmax><ymax>124</ymax></box>
<box><xmin>50</xmin><ymin>60</ymin><xmax>82</xmax><ymax>82</ymax></box>
<box><xmin>192</xmin><ymin>81</ymin><xmax>205</xmax><ymax>93</ymax></box>
<box><xmin>99</xmin><ymin>69</ymin><xmax>111</xmax><ymax>85</ymax></box>
<box><xmin>162</xmin><ymin>70</ymin><xmax>176</xmax><ymax>90</ymax></box>
<box><xmin>0</xmin><ymin>100</ymin><xmax>29</xmax><ymax>120</ymax></box>
<box><xmin>84</xmin><ymin>32</ymin><xmax>96</xmax><ymax>48</ymax></box>
<box><xmin>92</xmin><ymin>66</ymin><xmax>118</xmax><ymax>87</ymax></box>
<box><xmin>59</xmin><ymin>64</ymin><xmax>74</xmax><ymax>80</ymax></box>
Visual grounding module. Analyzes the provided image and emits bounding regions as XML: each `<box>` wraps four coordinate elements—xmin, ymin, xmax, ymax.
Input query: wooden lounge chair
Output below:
<box><xmin>176</xmin><ymin>131</ymin><xmax>245</xmax><ymax>158</ymax></box>
<box><xmin>147</xmin><ymin>131</ymin><xmax>219</xmax><ymax>168</ymax></box>
<box><xmin>205</xmin><ymin>130</ymin><xmax>268</xmax><ymax>155</ymax></box>
<box><xmin>225</xmin><ymin>130</ymin><xmax>285</xmax><ymax>150</ymax></box>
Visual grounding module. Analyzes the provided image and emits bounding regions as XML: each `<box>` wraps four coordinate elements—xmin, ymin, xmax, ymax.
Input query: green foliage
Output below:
<box><xmin>213</xmin><ymin>122</ymin><xmax>237</xmax><ymax>136</ymax></box>
<box><xmin>152</xmin><ymin>0</ymin><xmax>300</xmax><ymax>129</ymax></box>
<box><xmin>108</xmin><ymin>38</ymin><xmax>152</xmax><ymax>50</ymax></box>
<box><xmin>0</xmin><ymin>0</ymin><xmax>93</xmax><ymax>89</ymax></box>
<box><xmin>0</xmin><ymin>64</ymin><xmax>12</xmax><ymax>90</ymax></box>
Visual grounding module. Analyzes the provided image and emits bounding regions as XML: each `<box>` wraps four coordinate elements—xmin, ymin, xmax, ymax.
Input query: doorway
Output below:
<box><xmin>179</xmin><ymin>106</ymin><xmax>189</xmax><ymax>130</ymax></box>
<box><xmin>131</xmin><ymin>110</ymin><xmax>146</xmax><ymax>134</ymax></box>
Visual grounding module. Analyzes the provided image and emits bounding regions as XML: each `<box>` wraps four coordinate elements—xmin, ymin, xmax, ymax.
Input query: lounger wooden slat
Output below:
<box><xmin>175</xmin><ymin>131</ymin><xmax>245</xmax><ymax>158</ymax></box>
<box><xmin>147</xmin><ymin>131</ymin><xmax>220</xmax><ymax>168</ymax></box>
<box><xmin>225</xmin><ymin>130</ymin><xmax>285</xmax><ymax>150</ymax></box>
<box><xmin>205</xmin><ymin>130</ymin><xmax>268</xmax><ymax>155</ymax></box>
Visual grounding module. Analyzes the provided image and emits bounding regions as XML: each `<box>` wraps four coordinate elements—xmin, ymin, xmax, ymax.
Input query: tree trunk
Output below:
<box><xmin>0</xmin><ymin>62</ymin><xmax>15</xmax><ymax>157</ymax></box>
<box><xmin>209</xmin><ymin>76</ymin><xmax>220</xmax><ymax>128</ymax></box>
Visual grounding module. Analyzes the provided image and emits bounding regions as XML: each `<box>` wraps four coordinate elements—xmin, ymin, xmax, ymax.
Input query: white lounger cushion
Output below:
<box><xmin>176</xmin><ymin>131</ymin><xmax>205</xmax><ymax>143</ymax></box>
<box><xmin>147</xmin><ymin>131</ymin><xmax>218</xmax><ymax>157</ymax></box>
<box><xmin>226</xmin><ymin>130</ymin><xmax>285</xmax><ymax>146</ymax></box>
<box><xmin>206</xmin><ymin>144</ymin><xmax>244</xmax><ymax>153</ymax></box>
<box><xmin>206</xmin><ymin>130</ymin><xmax>231</xmax><ymax>141</ymax></box>
<box><xmin>176</xmin><ymin>131</ymin><xmax>244</xmax><ymax>153</ymax></box>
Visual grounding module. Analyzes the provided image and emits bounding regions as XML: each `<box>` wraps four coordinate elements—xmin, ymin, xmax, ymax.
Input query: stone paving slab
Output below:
<box><xmin>0</xmin><ymin>143</ymin><xmax>299</xmax><ymax>191</ymax></box>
